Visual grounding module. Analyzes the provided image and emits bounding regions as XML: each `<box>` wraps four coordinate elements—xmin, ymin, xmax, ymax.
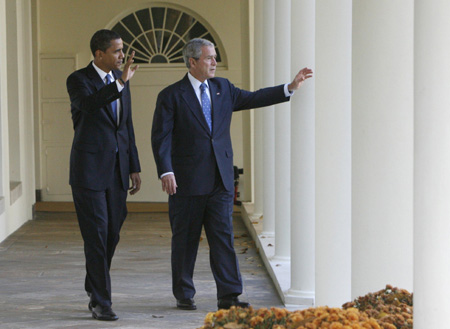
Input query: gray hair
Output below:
<box><xmin>182</xmin><ymin>38</ymin><xmax>215</xmax><ymax>69</ymax></box>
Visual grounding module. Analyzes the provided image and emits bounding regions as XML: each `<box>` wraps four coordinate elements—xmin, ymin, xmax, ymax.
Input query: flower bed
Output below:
<box><xmin>342</xmin><ymin>285</ymin><xmax>413</xmax><ymax>329</ymax></box>
<box><xmin>198</xmin><ymin>285</ymin><xmax>413</xmax><ymax>329</ymax></box>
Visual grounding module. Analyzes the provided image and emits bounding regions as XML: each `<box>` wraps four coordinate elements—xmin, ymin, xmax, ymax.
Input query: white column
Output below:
<box><xmin>273</xmin><ymin>0</ymin><xmax>291</xmax><ymax>260</ymax></box>
<box><xmin>253</xmin><ymin>111</ymin><xmax>263</xmax><ymax>217</ymax></box>
<box><xmin>352</xmin><ymin>1</ymin><xmax>414</xmax><ymax>297</ymax></box>
<box><xmin>252</xmin><ymin>0</ymin><xmax>263</xmax><ymax>218</ymax></box>
<box><xmin>314</xmin><ymin>1</ymin><xmax>352</xmax><ymax>307</ymax></box>
<box><xmin>286</xmin><ymin>0</ymin><xmax>315</xmax><ymax>306</ymax></box>
<box><xmin>20</xmin><ymin>0</ymin><xmax>36</xmax><ymax>217</ymax></box>
<box><xmin>0</xmin><ymin>0</ymin><xmax>5</xmax><ymax>210</ymax></box>
<box><xmin>261</xmin><ymin>0</ymin><xmax>275</xmax><ymax>236</ymax></box>
<box><xmin>414</xmin><ymin>1</ymin><xmax>450</xmax><ymax>327</ymax></box>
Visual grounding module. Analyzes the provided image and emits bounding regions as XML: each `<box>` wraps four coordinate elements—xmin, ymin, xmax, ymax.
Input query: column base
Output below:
<box><xmin>250</xmin><ymin>213</ymin><xmax>263</xmax><ymax>220</ymax></box>
<box><xmin>270</xmin><ymin>255</ymin><xmax>291</xmax><ymax>262</ymax></box>
<box><xmin>241</xmin><ymin>202</ymin><xmax>315</xmax><ymax>309</ymax></box>
<box><xmin>285</xmin><ymin>289</ymin><xmax>315</xmax><ymax>307</ymax></box>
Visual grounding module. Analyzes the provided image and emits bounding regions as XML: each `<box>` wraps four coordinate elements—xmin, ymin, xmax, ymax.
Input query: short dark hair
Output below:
<box><xmin>90</xmin><ymin>29</ymin><xmax>121</xmax><ymax>57</ymax></box>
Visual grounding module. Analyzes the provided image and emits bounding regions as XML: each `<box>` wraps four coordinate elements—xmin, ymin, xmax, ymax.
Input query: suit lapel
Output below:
<box><xmin>208</xmin><ymin>80</ymin><xmax>223</xmax><ymax>134</ymax></box>
<box><xmin>180</xmin><ymin>75</ymin><xmax>211</xmax><ymax>134</ymax></box>
<box><xmin>87</xmin><ymin>63</ymin><xmax>105</xmax><ymax>92</ymax></box>
<box><xmin>113</xmin><ymin>69</ymin><xmax>124</xmax><ymax>127</ymax></box>
<box><xmin>86</xmin><ymin>63</ymin><xmax>118</xmax><ymax>126</ymax></box>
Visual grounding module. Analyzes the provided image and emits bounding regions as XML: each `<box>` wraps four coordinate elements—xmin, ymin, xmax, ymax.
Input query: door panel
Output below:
<box><xmin>39</xmin><ymin>56</ymin><xmax>76</xmax><ymax>201</ymax></box>
<box><xmin>45</xmin><ymin>146</ymin><xmax>71</xmax><ymax>197</ymax></box>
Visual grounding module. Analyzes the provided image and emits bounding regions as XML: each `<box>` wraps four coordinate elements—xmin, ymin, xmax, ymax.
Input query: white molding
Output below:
<box><xmin>0</xmin><ymin>196</ymin><xmax>4</xmax><ymax>215</ymax></box>
<box><xmin>10</xmin><ymin>181</ymin><xmax>22</xmax><ymax>205</ymax></box>
<box><xmin>241</xmin><ymin>202</ymin><xmax>315</xmax><ymax>309</ymax></box>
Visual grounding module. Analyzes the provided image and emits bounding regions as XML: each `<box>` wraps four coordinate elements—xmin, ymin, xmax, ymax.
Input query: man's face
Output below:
<box><xmin>189</xmin><ymin>45</ymin><xmax>217</xmax><ymax>82</ymax></box>
<box><xmin>95</xmin><ymin>38</ymin><xmax>124</xmax><ymax>72</ymax></box>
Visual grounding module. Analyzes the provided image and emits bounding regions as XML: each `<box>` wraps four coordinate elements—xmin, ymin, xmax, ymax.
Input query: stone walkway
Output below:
<box><xmin>0</xmin><ymin>211</ymin><xmax>283</xmax><ymax>328</ymax></box>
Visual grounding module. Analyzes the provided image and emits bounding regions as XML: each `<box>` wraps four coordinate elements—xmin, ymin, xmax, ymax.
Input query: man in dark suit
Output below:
<box><xmin>151</xmin><ymin>38</ymin><xmax>312</xmax><ymax>310</ymax></box>
<box><xmin>66</xmin><ymin>29</ymin><xmax>141</xmax><ymax>321</ymax></box>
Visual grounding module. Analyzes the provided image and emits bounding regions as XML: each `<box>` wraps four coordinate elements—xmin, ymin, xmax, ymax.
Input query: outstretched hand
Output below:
<box><xmin>121</xmin><ymin>51</ymin><xmax>139</xmax><ymax>83</ymax></box>
<box><xmin>287</xmin><ymin>67</ymin><xmax>313</xmax><ymax>92</ymax></box>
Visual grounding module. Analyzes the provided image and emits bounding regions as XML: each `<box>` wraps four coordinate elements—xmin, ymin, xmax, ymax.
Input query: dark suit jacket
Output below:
<box><xmin>67</xmin><ymin>62</ymin><xmax>140</xmax><ymax>191</ymax></box>
<box><xmin>151</xmin><ymin>74</ymin><xmax>289</xmax><ymax>196</ymax></box>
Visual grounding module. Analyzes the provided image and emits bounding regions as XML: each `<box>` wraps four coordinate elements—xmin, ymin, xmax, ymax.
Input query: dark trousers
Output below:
<box><xmin>168</xmin><ymin>173</ymin><xmax>242</xmax><ymax>300</ymax></box>
<box><xmin>71</xmin><ymin>159</ymin><xmax>127</xmax><ymax>307</ymax></box>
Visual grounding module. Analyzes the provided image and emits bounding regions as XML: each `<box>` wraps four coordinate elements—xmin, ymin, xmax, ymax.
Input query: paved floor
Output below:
<box><xmin>0</xmin><ymin>211</ymin><xmax>283</xmax><ymax>329</ymax></box>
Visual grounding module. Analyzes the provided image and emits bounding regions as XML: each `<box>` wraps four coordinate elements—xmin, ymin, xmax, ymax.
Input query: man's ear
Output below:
<box><xmin>189</xmin><ymin>57</ymin><xmax>196</xmax><ymax>68</ymax></box>
<box><xmin>95</xmin><ymin>49</ymin><xmax>103</xmax><ymax>59</ymax></box>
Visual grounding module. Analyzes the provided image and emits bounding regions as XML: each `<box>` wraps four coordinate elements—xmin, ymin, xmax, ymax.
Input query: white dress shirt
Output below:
<box><xmin>92</xmin><ymin>61</ymin><xmax>123</xmax><ymax>126</ymax></box>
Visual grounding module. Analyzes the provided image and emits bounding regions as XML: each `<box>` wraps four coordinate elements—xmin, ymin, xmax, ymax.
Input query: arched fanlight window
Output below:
<box><xmin>111</xmin><ymin>6</ymin><xmax>224</xmax><ymax>65</ymax></box>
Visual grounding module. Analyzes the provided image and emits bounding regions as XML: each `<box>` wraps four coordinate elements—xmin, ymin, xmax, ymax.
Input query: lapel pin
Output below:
<box><xmin>217</xmin><ymin>92</ymin><xmax>220</xmax><ymax>95</ymax></box>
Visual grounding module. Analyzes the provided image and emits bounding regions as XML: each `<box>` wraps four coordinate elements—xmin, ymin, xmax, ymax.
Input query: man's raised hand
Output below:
<box><xmin>120</xmin><ymin>51</ymin><xmax>139</xmax><ymax>83</ymax></box>
<box><xmin>287</xmin><ymin>67</ymin><xmax>313</xmax><ymax>92</ymax></box>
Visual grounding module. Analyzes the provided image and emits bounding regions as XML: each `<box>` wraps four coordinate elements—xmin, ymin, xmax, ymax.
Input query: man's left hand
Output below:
<box><xmin>129</xmin><ymin>172</ymin><xmax>141</xmax><ymax>195</ymax></box>
<box><xmin>120</xmin><ymin>51</ymin><xmax>139</xmax><ymax>84</ymax></box>
<box><xmin>287</xmin><ymin>67</ymin><xmax>314</xmax><ymax>92</ymax></box>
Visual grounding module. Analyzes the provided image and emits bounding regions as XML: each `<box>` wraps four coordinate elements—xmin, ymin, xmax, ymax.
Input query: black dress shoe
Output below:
<box><xmin>217</xmin><ymin>297</ymin><xmax>250</xmax><ymax>309</ymax></box>
<box><xmin>91</xmin><ymin>305</ymin><xmax>119</xmax><ymax>321</ymax></box>
<box><xmin>176</xmin><ymin>298</ymin><xmax>197</xmax><ymax>310</ymax></box>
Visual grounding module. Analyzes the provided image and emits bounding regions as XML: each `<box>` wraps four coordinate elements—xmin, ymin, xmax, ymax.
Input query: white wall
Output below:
<box><xmin>351</xmin><ymin>0</ymin><xmax>414</xmax><ymax>296</ymax></box>
<box><xmin>0</xmin><ymin>0</ymin><xmax>7</xmax><ymax>231</ymax></box>
<box><xmin>36</xmin><ymin>0</ymin><xmax>250</xmax><ymax>202</ymax></box>
<box><xmin>0</xmin><ymin>0</ymin><xmax>36</xmax><ymax>243</ymax></box>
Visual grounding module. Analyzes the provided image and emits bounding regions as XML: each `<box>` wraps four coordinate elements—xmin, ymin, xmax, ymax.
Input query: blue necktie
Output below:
<box><xmin>105</xmin><ymin>74</ymin><xmax>117</xmax><ymax>124</ymax></box>
<box><xmin>200</xmin><ymin>83</ymin><xmax>212</xmax><ymax>131</ymax></box>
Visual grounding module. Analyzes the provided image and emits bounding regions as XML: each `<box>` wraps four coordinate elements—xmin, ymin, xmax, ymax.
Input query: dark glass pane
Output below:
<box><xmin>189</xmin><ymin>22</ymin><xmax>207</xmax><ymax>39</ymax></box>
<box><xmin>203</xmin><ymin>33</ymin><xmax>215</xmax><ymax>45</ymax></box>
<box><xmin>175</xmin><ymin>13</ymin><xmax>194</xmax><ymax>36</ymax></box>
<box><xmin>172</xmin><ymin>43</ymin><xmax>184</xmax><ymax>54</ymax></box>
<box><xmin>151</xmin><ymin>7</ymin><xmax>165</xmax><ymax>29</ymax></box>
<box><xmin>128</xmin><ymin>43</ymin><xmax>149</xmax><ymax>61</ymax></box>
<box><xmin>145</xmin><ymin>31</ymin><xmax>157</xmax><ymax>52</ymax></box>
<box><xmin>137</xmin><ymin>35</ymin><xmax>152</xmax><ymax>54</ymax></box>
<box><xmin>122</xmin><ymin>44</ymin><xmax>129</xmax><ymax>56</ymax></box>
<box><xmin>154</xmin><ymin>30</ymin><xmax>163</xmax><ymax>52</ymax></box>
<box><xmin>169</xmin><ymin>49</ymin><xmax>183</xmax><ymax>60</ymax></box>
<box><xmin>131</xmin><ymin>39</ymin><xmax>148</xmax><ymax>56</ymax></box>
<box><xmin>112</xmin><ymin>23</ymin><xmax>133</xmax><ymax>44</ymax></box>
<box><xmin>135</xmin><ymin>8</ymin><xmax>151</xmax><ymax>31</ymax></box>
<box><xmin>151</xmin><ymin>55</ymin><xmax>168</xmax><ymax>63</ymax></box>
<box><xmin>167</xmin><ymin>35</ymin><xmax>181</xmax><ymax>52</ymax></box>
<box><xmin>133</xmin><ymin>58</ymin><xmax>145</xmax><ymax>64</ymax></box>
<box><xmin>122</xmin><ymin>13</ymin><xmax>142</xmax><ymax>37</ymax></box>
<box><xmin>165</xmin><ymin>8</ymin><xmax>180</xmax><ymax>31</ymax></box>
<box><xmin>161</xmin><ymin>31</ymin><xmax>173</xmax><ymax>52</ymax></box>
<box><xmin>216</xmin><ymin>49</ymin><xmax>222</xmax><ymax>63</ymax></box>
